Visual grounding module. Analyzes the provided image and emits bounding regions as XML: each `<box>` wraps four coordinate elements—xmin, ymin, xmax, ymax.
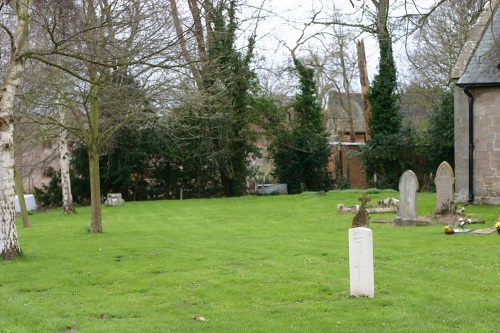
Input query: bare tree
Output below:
<box><xmin>404</xmin><ymin>0</ymin><xmax>488</xmax><ymax>99</ymax></box>
<box><xmin>17</xmin><ymin>0</ymin><xmax>179</xmax><ymax>232</ymax></box>
<box><xmin>0</xmin><ymin>0</ymin><xmax>31</xmax><ymax>259</ymax></box>
<box><xmin>168</xmin><ymin>0</ymin><xmax>264</xmax><ymax>197</ymax></box>
<box><xmin>325</xmin><ymin>25</ymin><xmax>359</xmax><ymax>142</ymax></box>
<box><xmin>313</xmin><ymin>1</ymin><xmax>462</xmax><ymax>73</ymax></box>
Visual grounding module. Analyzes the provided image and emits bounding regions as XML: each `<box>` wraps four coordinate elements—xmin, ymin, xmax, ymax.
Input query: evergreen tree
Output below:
<box><xmin>426</xmin><ymin>88</ymin><xmax>455</xmax><ymax>170</ymax></box>
<box><xmin>362</xmin><ymin>33</ymin><xmax>404</xmax><ymax>188</ymax></box>
<box><xmin>270</xmin><ymin>58</ymin><xmax>332</xmax><ymax>194</ymax></box>
<box><xmin>367</xmin><ymin>34</ymin><xmax>401</xmax><ymax>139</ymax></box>
<box><xmin>173</xmin><ymin>1</ymin><xmax>259</xmax><ymax>197</ymax></box>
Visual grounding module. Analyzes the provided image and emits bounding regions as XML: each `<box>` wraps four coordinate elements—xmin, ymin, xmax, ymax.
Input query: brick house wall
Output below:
<box><xmin>17</xmin><ymin>142</ymin><xmax>59</xmax><ymax>193</ymax></box>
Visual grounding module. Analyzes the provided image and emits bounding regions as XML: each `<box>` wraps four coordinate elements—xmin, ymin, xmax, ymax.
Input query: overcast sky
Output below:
<box><xmin>244</xmin><ymin>0</ymin><xmax>378</xmax><ymax>92</ymax></box>
<box><xmin>243</xmin><ymin>0</ymin><xmax>441</xmax><ymax>91</ymax></box>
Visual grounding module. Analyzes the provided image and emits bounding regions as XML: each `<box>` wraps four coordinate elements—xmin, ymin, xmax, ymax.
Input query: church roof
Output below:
<box><xmin>456</xmin><ymin>1</ymin><xmax>500</xmax><ymax>87</ymax></box>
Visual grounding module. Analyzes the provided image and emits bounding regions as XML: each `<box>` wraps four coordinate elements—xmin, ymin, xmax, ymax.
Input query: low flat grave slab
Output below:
<box><xmin>371</xmin><ymin>219</ymin><xmax>394</xmax><ymax>224</ymax></box>
<box><xmin>471</xmin><ymin>228</ymin><xmax>497</xmax><ymax>234</ymax></box>
<box><xmin>453</xmin><ymin>229</ymin><xmax>472</xmax><ymax>233</ymax></box>
<box><xmin>337</xmin><ymin>204</ymin><xmax>397</xmax><ymax>214</ymax></box>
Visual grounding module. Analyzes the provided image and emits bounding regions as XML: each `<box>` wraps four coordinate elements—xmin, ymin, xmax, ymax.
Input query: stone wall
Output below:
<box><xmin>454</xmin><ymin>84</ymin><xmax>470</xmax><ymax>203</ymax></box>
<box><xmin>454</xmin><ymin>86</ymin><xmax>500</xmax><ymax>204</ymax></box>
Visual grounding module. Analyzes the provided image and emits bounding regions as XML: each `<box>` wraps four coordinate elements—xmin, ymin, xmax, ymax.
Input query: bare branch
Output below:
<box><xmin>313</xmin><ymin>19</ymin><xmax>377</xmax><ymax>34</ymax></box>
<box><xmin>0</xmin><ymin>22</ymin><xmax>15</xmax><ymax>52</ymax></box>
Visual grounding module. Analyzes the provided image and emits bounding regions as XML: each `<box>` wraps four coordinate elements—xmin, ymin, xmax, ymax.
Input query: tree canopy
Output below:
<box><xmin>270</xmin><ymin>57</ymin><xmax>332</xmax><ymax>194</ymax></box>
<box><xmin>1</xmin><ymin>0</ymin><xmax>484</xmax><ymax>259</ymax></box>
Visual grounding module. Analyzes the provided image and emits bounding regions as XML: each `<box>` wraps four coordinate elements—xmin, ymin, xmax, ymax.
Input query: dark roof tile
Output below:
<box><xmin>457</xmin><ymin>5</ymin><xmax>500</xmax><ymax>86</ymax></box>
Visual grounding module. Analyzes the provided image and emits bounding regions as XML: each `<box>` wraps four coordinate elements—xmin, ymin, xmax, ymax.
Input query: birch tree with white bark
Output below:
<box><xmin>59</xmin><ymin>106</ymin><xmax>74</xmax><ymax>214</ymax></box>
<box><xmin>0</xmin><ymin>0</ymin><xmax>31</xmax><ymax>260</ymax></box>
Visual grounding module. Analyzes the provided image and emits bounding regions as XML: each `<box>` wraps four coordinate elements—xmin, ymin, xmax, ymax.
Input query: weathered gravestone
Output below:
<box><xmin>434</xmin><ymin>161</ymin><xmax>455</xmax><ymax>213</ymax></box>
<box><xmin>105</xmin><ymin>193</ymin><xmax>125</xmax><ymax>206</ymax></box>
<box><xmin>349</xmin><ymin>227</ymin><xmax>374</xmax><ymax>298</ymax></box>
<box><xmin>352</xmin><ymin>192</ymin><xmax>370</xmax><ymax>228</ymax></box>
<box><xmin>394</xmin><ymin>170</ymin><xmax>419</xmax><ymax>226</ymax></box>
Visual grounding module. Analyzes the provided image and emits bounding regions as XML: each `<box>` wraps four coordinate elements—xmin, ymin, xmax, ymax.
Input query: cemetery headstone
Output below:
<box><xmin>349</xmin><ymin>227</ymin><xmax>374</xmax><ymax>298</ymax></box>
<box><xmin>352</xmin><ymin>192</ymin><xmax>370</xmax><ymax>228</ymax></box>
<box><xmin>394</xmin><ymin>170</ymin><xmax>419</xmax><ymax>226</ymax></box>
<box><xmin>434</xmin><ymin>161</ymin><xmax>455</xmax><ymax>213</ymax></box>
<box><xmin>105</xmin><ymin>193</ymin><xmax>125</xmax><ymax>206</ymax></box>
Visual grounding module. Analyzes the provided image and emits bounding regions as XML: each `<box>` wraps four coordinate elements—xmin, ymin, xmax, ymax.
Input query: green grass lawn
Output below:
<box><xmin>1</xmin><ymin>190</ymin><xmax>499</xmax><ymax>332</ymax></box>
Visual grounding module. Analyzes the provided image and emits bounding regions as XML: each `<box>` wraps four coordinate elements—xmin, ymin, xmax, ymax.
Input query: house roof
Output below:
<box><xmin>326</xmin><ymin>92</ymin><xmax>366</xmax><ymax>134</ymax></box>
<box><xmin>325</xmin><ymin>92</ymin><xmax>429</xmax><ymax>136</ymax></box>
<box><xmin>456</xmin><ymin>1</ymin><xmax>500</xmax><ymax>87</ymax></box>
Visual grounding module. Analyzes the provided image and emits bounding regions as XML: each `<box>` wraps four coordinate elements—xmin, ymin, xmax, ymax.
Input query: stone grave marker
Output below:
<box><xmin>352</xmin><ymin>192</ymin><xmax>370</xmax><ymax>228</ymax></box>
<box><xmin>349</xmin><ymin>227</ymin><xmax>374</xmax><ymax>298</ymax></box>
<box><xmin>105</xmin><ymin>193</ymin><xmax>125</xmax><ymax>206</ymax></box>
<box><xmin>434</xmin><ymin>161</ymin><xmax>455</xmax><ymax>213</ymax></box>
<box><xmin>394</xmin><ymin>170</ymin><xmax>419</xmax><ymax>226</ymax></box>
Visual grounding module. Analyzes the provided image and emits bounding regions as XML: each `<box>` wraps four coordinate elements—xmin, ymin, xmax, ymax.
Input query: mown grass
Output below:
<box><xmin>1</xmin><ymin>190</ymin><xmax>499</xmax><ymax>332</ymax></box>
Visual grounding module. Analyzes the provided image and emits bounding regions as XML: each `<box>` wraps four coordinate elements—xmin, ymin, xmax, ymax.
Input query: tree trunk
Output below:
<box><xmin>88</xmin><ymin>144</ymin><xmax>102</xmax><ymax>233</ymax></box>
<box><xmin>84</xmin><ymin>0</ymin><xmax>103</xmax><ymax>233</ymax></box>
<box><xmin>219</xmin><ymin>169</ymin><xmax>234</xmax><ymax>197</ymax></box>
<box><xmin>14</xmin><ymin>167</ymin><xmax>30</xmax><ymax>228</ymax></box>
<box><xmin>357</xmin><ymin>39</ymin><xmax>371</xmax><ymax>142</ymax></box>
<box><xmin>169</xmin><ymin>0</ymin><xmax>203</xmax><ymax>86</ymax></box>
<box><xmin>59</xmin><ymin>108</ymin><xmax>74</xmax><ymax>214</ymax></box>
<box><xmin>1</xmin><ymin>116</ymin><xmax>21</xmax><ymax>259</ymax></box>
<box><xmin>339</xmin><ymin>40</ymin><xmax>355</xmax><ymax>142</ymax></box>
<box><xmin>0</xmin><ymin>0</ymin><xmax>31</xmax><ymax>260</ymax></box>
<box><xmin>188</xmin><ymin>0</ymin><xmax>207</xmax><ymax>58</ymax></box>
<box><xmin>373</xmin><ymin>0</ymin><xmax>390</xmax><ymax>36</ymax></box>
<box><xmin>88</xmin><ymin>81</ymin><xmax>103</xmax><ymax>233</ymax></box>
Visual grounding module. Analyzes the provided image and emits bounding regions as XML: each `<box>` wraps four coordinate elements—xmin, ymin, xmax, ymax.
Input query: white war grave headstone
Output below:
<box><xmin>434</xmin><ymin>161</ymin><xmax>454</xmax><ymax>213</ymax></box>
<box><xmin>394</xmin><ymin>170</ymin><xmax>419</xmax><ymax>226</ymax></box>
<box><xmin>348</xmin><ymin>227</ymin><xmax>374</xmax><ymax>298</ymax></box>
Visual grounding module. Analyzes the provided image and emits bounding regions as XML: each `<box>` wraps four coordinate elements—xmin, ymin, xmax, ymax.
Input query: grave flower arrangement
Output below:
<box><xmin>458</xmin><ymin>218</ymin><xmax>471</xmax><ymax>230</ymax></box>
<box><xmin>495</xmin><ymin>221</ymin><xmax>500</xmax><ymax>234</ymax></box>
<box><xmin>443</xmin><ymin>224</ymin><xmax>454</xmax><ymax>234</ymax></box>
<box><xmin>456</xmin><ymin>206</ymin><xmax>466</xmax><ymax>215</ymax></box>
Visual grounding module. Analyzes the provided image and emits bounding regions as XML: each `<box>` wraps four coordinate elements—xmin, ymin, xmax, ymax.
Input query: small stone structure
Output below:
<box><xmin>337</xmin><ymin>203</ymin><xmax>361</xmax><ymax>214</ymax></box>
<box><xmin>434</xmin><ymin>161</ymin><xmax>455</xmax><ymax>213</ymax></box>
<box><xmin>105</xmin><ymin>193</ymin><xmax>125</xmax><ymax>206</ymax></box>
<box><xmin>252</xmin><ymin>184</ymin><xmax>288</xmax><ymax>195</ymax></box>
<box><xmin>394</xmin><ymin>170</ymin><xmax>419</xmax><ymax>226</ymax></box>
<box><xmin>378</xmin><ymin>197</ymin><xmax>399</xmax><ymax>207</ymax></box>
<box><xmin>337</xmin><ymin>196</ymin><xmax>398</xmax><ymax>214</ymax></box>
<box><xmin>349</xmin><ymin>227</ymin><xmax>374</xmax><ymax>298</ymax></box>
<box><xmin>352</xmin><ymin>192</ymin><xmax>370</xmax><ymax>228</ymax></box>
